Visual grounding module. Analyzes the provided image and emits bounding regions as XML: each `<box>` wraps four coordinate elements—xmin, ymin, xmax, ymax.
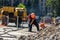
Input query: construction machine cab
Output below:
<box><xmin>15</xmin><ymin>8</ymin><xmax>27</xmax><ymax>21</ymax></box>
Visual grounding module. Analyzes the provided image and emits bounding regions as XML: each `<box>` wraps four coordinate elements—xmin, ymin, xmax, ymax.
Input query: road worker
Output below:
<box><xmin>28</xmin><ymin>12</ymin><xmax>39</xmax><ymax>32</ymax></box>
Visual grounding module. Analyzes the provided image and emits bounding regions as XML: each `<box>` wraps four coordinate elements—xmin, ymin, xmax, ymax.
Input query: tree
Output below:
<box><xmin>46</xmin><ymin>0</ymin><xmax>60</xmax><ymax>16</ymax></box>
<box><xmin>46</xmin><ymin>0</ymin><xmax>52</xmax><ymax>6</ymax></box>
<box><xmin>17</xmin><ymin>3</ymin><xmax>26</xmax><ymax>9</ymax></box>
<box><xmin>56</xmin><ymin>0</ymin><xmax>60</xmax><ymax>16</ymax></box>
<box><xmin>0</xmin><ymin>0</ymin><xmax>3</xmax><ymax>6</ymax></box>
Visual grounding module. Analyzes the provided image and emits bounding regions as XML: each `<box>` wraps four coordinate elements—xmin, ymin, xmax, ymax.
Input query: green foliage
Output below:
<box><xmin>47</xmin><ymin>13</ymin><xmax>53</xmax><ymax>16</ymax></box>
<box><xmin>46</xmin><ymin>0</ymin><xmax>57</xmax><ymax>6</ymax></box>
<box><xmin>46</xmin><ymin>0</ymin><xmax>60</xmax><ymax>16</ymax></box>
<box><xmin>46</xmin><ymin>0</ymin><xmax>52</xmax><ymax>6</ymax></box>
<box><xmin>17</xmin><ymin>3</ymin><xmax>26</xmax><ymax>9</ymax></box>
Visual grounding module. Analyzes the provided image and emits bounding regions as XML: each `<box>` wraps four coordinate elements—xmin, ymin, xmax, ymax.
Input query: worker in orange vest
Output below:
<box><xmin>28</xmin><ymin>13</ymin><xmax>39</xmax><ymax>32</ymax></box>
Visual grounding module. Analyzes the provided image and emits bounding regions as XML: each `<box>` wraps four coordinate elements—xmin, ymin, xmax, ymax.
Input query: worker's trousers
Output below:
<box><xmin>28</xmin><ymin>19</ymin><xmax>39</xmax><ymax>32</ymax></box>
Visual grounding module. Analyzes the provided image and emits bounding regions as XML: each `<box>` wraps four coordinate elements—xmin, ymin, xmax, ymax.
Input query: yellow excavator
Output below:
<box><xmin>0</xmin><ymin>6</ymin><xmax>27</xmax><ymax>21</ymax></box>
<box><xmin>0</xmin><ymin>6</ymin><xmax>27</xmax><ymax>26</ymax></box>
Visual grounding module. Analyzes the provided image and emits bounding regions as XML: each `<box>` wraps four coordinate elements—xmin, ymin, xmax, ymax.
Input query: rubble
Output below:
<box><xmin>0</xmin><ymin>24</ymin><xmax>60</xmax><ymax>40</ymax></box>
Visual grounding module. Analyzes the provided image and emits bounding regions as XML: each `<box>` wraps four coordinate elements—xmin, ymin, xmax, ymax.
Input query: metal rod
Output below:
<box><xmin>7</xmin><ymin>16</ymin><xmax>9</xmax><ymax>26</ymax></box>
<box><xmin>11</xmin><ymin>0</ymin><xmax>14</xmax><ymax>6</ymax></box>
<box><xmin>17</xmin><ymin>16</ymin><xmax>18</xmax><ymax>28</ymax></box>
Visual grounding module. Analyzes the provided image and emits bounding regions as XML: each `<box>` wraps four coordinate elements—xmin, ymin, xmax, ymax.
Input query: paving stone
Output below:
<box><xmin>0</xmin><ymin>32</ymin><xmax>5</xmax><ymax>35</ymax></box>
<box><xmin>3</xmin><ymin>38</ymin><xmax>17</xmax><ymax>40</ymax></box>
<box><xmin>0</xmin><ymin>24</ymin><xmax>60</xmax><ymax>40</ymax></box>
<box><xmin>0</xmin><ymin>28</ymin><xmax>4</xmax><ymax>32</ymax></box>
<box><xmin>1</xmin><ymin>34</ymin><xmax>11</xmax><ymax>37</ymax></box>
